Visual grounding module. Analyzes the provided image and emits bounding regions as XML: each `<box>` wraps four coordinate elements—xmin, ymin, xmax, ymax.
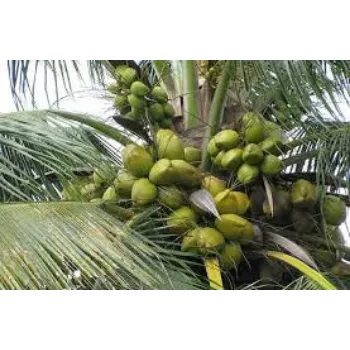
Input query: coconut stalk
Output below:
<box><xmin>182</xmin><ymin>60</ymin><xmax>201</xmax><ymax>130</ymax></box>
<box><xmin>47</xmin><ymin>110</ymin><xmax>133</xmax><ymax>146</ymax></box>
<box><xmin>266</xmin><ymin>251</ymin><xmax>337</xmax><ymax>290</ymax></box>
<box><xmin>201</xmin><ymin>61</ymin><xmax>233</xmax><ymax>171</ymax></box>
<box><xmin>152</xmin><ymin>60</ymin><xmax>182</xmax><ymax>117</ymax></box>
<box><xmin>204</xmin><ymin>257</ymin><xmax>223</xmax><ymax>290</ymax></box>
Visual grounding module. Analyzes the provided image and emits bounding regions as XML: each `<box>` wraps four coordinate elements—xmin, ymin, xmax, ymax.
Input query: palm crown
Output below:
<box><xmin>1</xmin><ymin>60</ymin><xmax>350</xmax><ymax>290</ymax></box>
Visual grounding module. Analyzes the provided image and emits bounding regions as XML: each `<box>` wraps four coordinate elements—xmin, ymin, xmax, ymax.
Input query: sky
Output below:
<box><xmin>0</xmin><ymin>60</ymin><xmax>349</xmax><ymax>248</ymax></box>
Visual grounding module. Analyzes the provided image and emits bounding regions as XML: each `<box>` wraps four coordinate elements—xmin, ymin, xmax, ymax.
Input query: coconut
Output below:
<box><xmin>260</xmin><ymin>154</ymin><xmax>283</xmax><ymax>176</ymax></box>
<box><xmin>102</xmin><ymin>186</ymin><xmax>118</xmax><ymax>202</ymax></box>
<box><xmin>291</xmin><ymin>179</ymin><xmax>317</xmax><ymax>209</ymax></box>
<box><xmin>237</xmin><ymin>164</ymin><xmax>260</xmax><ymax>185</ymax></box>
<box><xmin>221</xmin><ymin>148</ymin><xmax>243</xmax><ymax>171</ymax></box>
<box><xmin>148</xmin><ymin>103</ymin><xmax>164</xmax><ymax>122</ymax></box>
<box><xmin>163</xmin><ymin>103</ymin><xmax>176</xmax><ymax>118</ymax></box>
<box><xmin>80</xmin><ymin>183</ymin><xmax>101</xmax><ymax>201</ymax></box>
<box><xmin>156</xmin><ymin>129</ymin><xmax>175</xmax><ymax>144</ymax></box>
<box><xmin>207</xmin><ymin>138</ymin><xmax>220</xmax><ymax>157</ymax></box>
<box><xmin>202</xmin><ymin>176</ymin><xmax>226</xmax><ymax>198</ymax></box>
<box><xmin>122</xmin><ymin>144</ymin><xmax>154</xmax><ymax>177</ymax></box>
<box><xmin>157</xmin><ymin>132</ymin><xmax>185</xmax><ymax>160</ymax></box>
<box><xmin>213</xmin><ymin>150</ymin><xmax>225</xmax><ymax>167</ymax></box>
<box><xmin>172</xmin><ymin>160</ymin><xmax>201</xmax><ymax>188</ymax></box>
<box><xmin>244</xmin><ymin>120</ymin><xmax>266</xmax><ymax>144</ymax></box>
<box><xmin>158</xmin><ymin>185</ymin><xmax>184</xmax><ymax>209</ymax></box>
<box><xmin>93</xmin><ymin>163</ymin><xmax>117</xmax><ymax>186</ymax></box>
<box><xmin>322</xmin><ymin>195</ymin><xmax>347</xmax><ymax>226</ymax></box>
<box><xmin>150</xmin><ymin>86</ymin><xmax>168</xmax><ymax>103</ymax></box>
<box><xmin>117</xmin><ymin>67</ymin><xmax>137</xmax><ymax>87</ymax></box>
<box><xmin>220</xmin><ymin>242</ymin><xmax>243</xmax><ymax>271</ymax></box>
<box><xmin>215</xmin><ymin>214</ymin><xmax>255</xmax><ymax>244</ymax></box>
<box><xmin>114</xmin><ymin>170</ymin><xmax>138</xmax><ymax>198</ymax></box>
<box><xmin>158</xmin><ymin>117</ymin><xmax>173</xmax><ymax>129</ymax></box>
<box><xmin>263</xmin><ymin>190</ymin><xmax>291</xmax><ymax>217</ymax></box>
<box><xmin>242</xmin><ymin>144</ymin><xmax>264</xmax><ymax>165</ymax></box>
<box><xmin>167</xmin><ymin>206</ymin><xmax>198</xmax><ymax>235</ymax></box>
<box><xmin>259</xmin><ymin>137</ymin><xmax>283</xmax><ymax>156</ymax></box>
<box><xmin>242</xmin><ymin>112</ymin><xmax>261</xmax><ymax>126</ymax></box>
<box><xmin>263</xmin><ymin>121</ymin><xmax>284</xmax><ymax>141</ymax></box>
<box><xmin>213</xmin><ymin>130</ymin><xmax>240</xmax><ymax>150</ymax></box>
<box><xmin>149</xmin><ymin>159</ymin><xmax>175</xmax><ymax>185</ymax></box>
<box><xmin>184</xmin><ymin>147</ymin><xmax>202</xmax><ymax>164</ymax></box>
<box><xmin>131</xmin><ymin>178</ymin><xmax>158</xmax><ymax>206</ymax></box>
<box><xmin>181</xmin><ymin>227</ymin><xmax>225</xmax><ymax>256</ymax></box>
<box><xmin>214</xmin><ymin>189</ymin><xmax>250</xmax><ymax>215</ymax></box>
<box><xmin>107</xmin><ymin>83</ymin><xmax>121</xmax><ymax>95</ymax></box>
<box><xmin>114</xmin><ymin>94</ymin><xmax>129</xmax><ymax>111</ymax></box>
<box><xmin>115</xmin><ymin>65</ymin><xmax>128</xmax><ymax>77</ymax></box>
<box><xmin>127</xmin><ymin>94</ymin><xmax>146</xmax><ymax>110</ymax></box>
<box><xmin>130</xmin><ymin>81</ymin><xmax>150</xmax><ymax>97</ymax></box>
<box><xmin>291</xmin><ymin>208</ymin><xmax>316</xmax><ymax>233</ymax></box>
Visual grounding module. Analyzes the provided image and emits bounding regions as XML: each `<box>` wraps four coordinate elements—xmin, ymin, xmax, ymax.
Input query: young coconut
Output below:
<box><xmin>127</xmin><ymin>94</ymin><xmax>146</xmax><ymax>110</ymax></box>
<box><xmin>259</xmin><ymin>137</ymin><xmax>283</xmax><ymax>156</ymax></box>
<box><xmin>291</xmin><ymin>179</ymin><xmax>317</xmax><ymax>209</ymax></box>
<box><xmin>202</xmin><ymin>176</ymin><xmax>226</xmax><ymax>198</ymax></box>
<box><xmin>117</xmin><ymin>67</ymin><xmax>137</xmax><ymax>87</ymax></box>
<box><xmin>157</xmin><ymin>132</ymin><xmax>185</xmax><ymax>160</ymax></box>
<box><xmin>158</xmin><ymin>185</ymin><xmax>185</xmax><ymax>209</ymax></box>
<box><xmin>149</xmin><ymin>159</ymin><xmax>175</xmax><ymax>185</ymax></box>
<box><xmin>163</xmin><ymin>103</ymin><xmax>176</xmax><ymax>118</ymax></box>
<box><xmin>244</xmin><ymin>119</ymin><xmax>266</xmax><ymax>144</ymax></box>
<box><xmin>215</xmin><ymin>214</ymin><xmax>255</xmax><ymax>244</ymax></box>
<box><xmin>171</xmin><ymin>160</ymin><xmax>201</xmax><ymax>188</ymax></box>
<box><xmin>167</xmin><ymin>206</ymin><xmax>198</xmax><ymax>235</ymax></box>
<box><xmin>131</xmin><ymin>178</ymin><xmax>158</xmax><ymax>206</ymax></box>
<box><xmin>214</xmin><ymin>189</ymin><xmax>250</xmax><ymax>215</ymax></box>
<box><xmin>114</xmin><ymin>169</ymin><xmax>138</xmax><ymax>198</ymax></box>
<box><xmin>322</xmin><ymin>195</ymin><xmax>347</xmax><ymax>226</ymax></box>
<box><xmin>260</xmin><ymin>154</ymin><xmax>283</xmax><ymax>176</ymax></box>
<box><xmin>148</xmin><ymin>103</ymin><xmax>164</xmax><ymax>122</ymax></box>
<box><xmin>242</xmin><ymin>144</ymin><xmax>264</xmax><ymax>165</ymax></box>
<box><xmin>122</xmin><ymin>144</ymin><xmax>154</xmax><ymax>177</ymax></box>
<box><xmin>150</xmin><ymin>86</ymin><xmax>168</xmax><ymax>103</ymax></box>
<box><xmin>207</xmin><ymin>138</ymin><xmax>220</xmax><ymax>157</ymax></box>
<box><xmin>221</xmin><ymin>148</ymin><xmax>243</xmax><ymax>171</ymax></box>
<box><xmin>212</xmin><ymin>150</ymin><xmax>225</xmax><ymax>167</ymax></box>
<box><xmin>184</xmin><ymin>147</ymin><xmax>202</xmax><ymax>164</ymax></box>
<box><xmin>130</xmin><ymin>81</ymin><xmax>150</xmax><ymax>97</ymax></box>
<box><xmin>220</xmin><ymin>242</ymin><xmax>243</xmax><ymax>271</ymax></box>
<box><xmin>237</xmin><ymin>164</ymin><xmax>260</xmax><ymax>185</ymax></box>
<box><xmin>213</xmin><ymin>130</ymin><xmax>240</xmax><ymax>150</ymax></box>
<box><xmin>181</xmin><ymin>227</ymin><xmax>225</xmax><ymax>255</ymax></box>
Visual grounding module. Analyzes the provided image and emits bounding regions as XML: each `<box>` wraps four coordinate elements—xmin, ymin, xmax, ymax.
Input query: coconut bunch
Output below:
<box><xmin>207</xmin><ymin>112</ymin><xmax>285</xmax><ymax>185</ymax></box>
<box><xmin>107</xmin><ymin>65</ymin><xmax>175</xmax><ymax>128</ymax></box>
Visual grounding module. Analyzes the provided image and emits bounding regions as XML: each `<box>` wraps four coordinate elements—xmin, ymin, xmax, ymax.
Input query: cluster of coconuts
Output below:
<box><xmin>107</xmin><ymin>65</ymin><xmax>175</xmax><ymax>128</ymax></box>
<box><xmin>208</xmin><ymin>112</ymin><xmax>285</xmax><ymax>184</ymax></box>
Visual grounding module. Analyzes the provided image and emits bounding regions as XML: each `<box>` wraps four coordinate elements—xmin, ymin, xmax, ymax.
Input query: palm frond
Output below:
<box><xmin>0</xmin><ymin>202</ymin><xmax>205</xmax><ymax>290</ymax></box>
<box><xmin>0</xmin><ymin>110</ymin><xmax>114</xmax><ymax>201</ymax></box>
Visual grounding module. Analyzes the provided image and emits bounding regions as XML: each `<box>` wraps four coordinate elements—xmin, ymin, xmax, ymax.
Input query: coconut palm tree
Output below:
<box><xmin>2</xmin><ymin>60</ymin><xmax>350</xmax><ymax>290</ymax></box>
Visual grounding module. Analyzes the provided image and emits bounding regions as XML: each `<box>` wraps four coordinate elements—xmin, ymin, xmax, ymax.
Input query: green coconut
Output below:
<box><xmin>107</xmin><ymin>83</ymin><xmax>121</xmax><ymax>95</ymax></box>
<box><xmin>114</xmin><ymin>94</ymin><xmax>129</xmax><ymax>111</ymax></box>
<box><xmin>148</xmin><ymin>103</ymin><xmax>164</xmax><ymax>122</ymax></box>
<box><xmin>150</xmin><ymin>86</ymin><xmax>168</xmax><ymax>103</ymax></box>
<box><xmin>127</xmin><ymin>94</ymin><xmax>146</xmax><ymax>110</ymax></box>
<box><xmin>259</xmin><ymin>137</ymin><xmax>283</xmax><ymax>156</ymax></box>
<box><xmin>157</xmin><ymin>132</ymin><xmax>185</xmax><ymax>160</ymax></box>
<box><xmin>181</xmin><ymin>227</ymin><xmax>225</xmax><ymax>256</ymax></box>
<box><xmin>214</xmin><ymin>189</ymin><xmax>250</xmax><ymax>216</ymax></box>
<box><xmin>260</xmin><ymin>154</ymin><xmax>283</xmax><ymax>176</ymax></box>
<box><xmin>130</xmin><ymin>81</ymin><xmax>150</xmax><ymax>97</ymax></box>
<box><xmin>322</xmin><ymin>195</ymin><xmax>347</xmax><ymax>226</ymax></box>
<box><xmin>157</xmin><ymin>117</ymin><xmax>173</xmax><ymax>129</ymax></box>
<box><xmin>122</xmin><ymin>144</ymin><xmax>154</xmax><ymax>177</ymax></box>
<box><xmin>237</xmin><ymin>164</ymin><xmax>260</xmax><ymax>185</ymax></box>
<box><xmin>117</xmin><ymin>67</ymin><xmax>137</xmax><ymax>87</ymax></box>
<box><xmin>115</xmin><ymin>65</ymin><xmax>128</xmax><ymax>77</ymax></box>
<box><xmin>215</xmin><ymin>214</ymin><xmax>255</xmax><ymax>244</ymax></box>
<box><xmin>242</xmin><ymin>144</ymin><xmax>264</xmax><ymax>165</ymax></box>
<box><xmin>102</xmin><ymin>186</ymin><xmax>118</xmax><ymax>202</ymax></box>
<box><xmin>172</xmin><ymin>160</ymin><xmax>201</xmax><ymax>188</ymax></box>
<box><xmin>221</xmin><ymin>148</ymin><xmax>243</xmax><ymax>171</ymax></box>
<box><xmin>291</xmin><ymin>179</ymin><xmax>317</xmax><ymax>209</ymax></box>
<box><xmin>113</xmin><ymin>169</ymin><xmax>138</xmax><ymax>198</ymax></box>
<box><xmin>244</xmin><ymin>120</ymin><xmax>266</xmax><ymax>144</ymax></box>
<box><xmin>207</xmin><ymin>138</ymin><xmax>220</xmax><ymax>157</ymax></box>
<box><xmin>131</xmin><ymin>178</ymin><xmax>158</xmax><ymax>206</ymax></box>
<box><xmin>213</xmin><ymin>150</ymin><xmax>225</xmax><ymax>167</ymax></box>
<box><xmin>220</xmin><ymin>242</ymin><xmax>243</xmax><ymax>271</ymax></box>
<box><xmin>263</xmin><ymin>121</ymin><xmax>284</xmax><ymax>141</ymax></box>
<box><xmin>202</xmin><ymin>176</ymin><xmax>226</xmax><ymax>198</ymax></box>
<box><xmin>213</xmin><ymin>130</ymin><xmax>240</xmax><ymax>150</ymax></box>
<box><xmin>158</xmin><ymin>185</ymin><xmax>185</xmax><ymax>209</ymax></box>
<box><xmin>184</xmin><ymin>147</ymin><xmax>202</xmax><ymax>164</ymax></box>
<box><xmin>149</xmin><ymin>159</ymin><xmax>175</xmax><ymax>185</ymax></box>
<box><xmin>163</xmin><ymin>103</ymin><xmax>176</xmax><ymax>118</ymax></box>
<box><xmin>167</xmin><ymin>206</ymin><xmax>198</xmax><ymax>235</ymax></box>
<box><xmin>242</xmin><ymin>112</ymin><xmax>261</xmax><ymax>126</ymax></box>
